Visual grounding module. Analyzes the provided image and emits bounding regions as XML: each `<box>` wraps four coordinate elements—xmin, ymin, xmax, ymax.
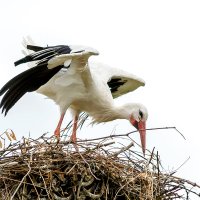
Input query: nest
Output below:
<box><xmin>0</xmin><ymin>129</ymin><xmax>200</xmax><ymax>200</ymax></box>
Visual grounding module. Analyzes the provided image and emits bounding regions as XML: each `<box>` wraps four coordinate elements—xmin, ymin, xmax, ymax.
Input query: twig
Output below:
<box><xmin>174</xmin><ymin>157</ymin><xmax>191</xmax><ymax>173</ymax></box>
<box><xmin>171</xmin><ymin>176</ymin><xmax>200</xmax><ymax>189</ymax></box>
<box><xmin>91</xmin><ymin>141</ymin><xmax>115</xmax><ymax>151</ymax></box>
<box><xmin>147</xmin><ymin>147</ymin><xmax>155</xmax><ymax>166</ymax></box>
<box><xmin>75</xmin><ymin>126</ymin><xmax>184</xmax><ymax>142</ymax></box>
<box><xmin>10</xmin><ymin>162</ymin><xmax>31</xmax><ymax>200</ymax></box>
<box><xmin>39</xmin><ymin>169</ymin><xmax>51</xmax><ymax>199</ymax></box>
<box><xmin>27</xmin><ymin>174</ymin><xmax>40</xmax><ymax>199</ymax></box>
<box><xmin>111</xmin><ymin>142</ymin><xmax>134</xmax><ymax>157</ymax></box>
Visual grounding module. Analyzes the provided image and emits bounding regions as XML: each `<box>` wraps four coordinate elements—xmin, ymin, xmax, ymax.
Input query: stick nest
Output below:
<box><xmin>0</xmin><ymin>132</ymin><xmax>200</xmax><ymax>200</ymax></box>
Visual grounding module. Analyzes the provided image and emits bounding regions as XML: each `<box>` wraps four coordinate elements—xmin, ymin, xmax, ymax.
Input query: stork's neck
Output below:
<box><xmin>91</xmin><ymin>104</ymin><xmax>130</xmax><ymax>123</ymax></box>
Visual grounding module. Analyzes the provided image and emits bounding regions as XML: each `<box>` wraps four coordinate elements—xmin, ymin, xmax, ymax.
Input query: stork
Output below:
<box><xmin>0</xmin><ymin>39</ymin><xmax>148</xmax><ymax>154</ymax></box>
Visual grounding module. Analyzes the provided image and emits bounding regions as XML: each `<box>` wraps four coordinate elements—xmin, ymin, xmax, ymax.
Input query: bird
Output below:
<box><xmin>0</xmin><ymin>38</ymin><xmax>148</xmax><ymax>154</ymax></box>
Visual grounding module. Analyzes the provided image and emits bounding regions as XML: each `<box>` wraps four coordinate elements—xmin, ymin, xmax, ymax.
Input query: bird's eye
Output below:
<box><xmin>139</xmin><ymin>110</ymin><xmax>143</xmax><ymax>119</ymax></box>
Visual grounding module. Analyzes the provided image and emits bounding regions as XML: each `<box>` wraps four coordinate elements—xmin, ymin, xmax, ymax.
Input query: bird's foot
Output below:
<box><xmin>70</xmin><ymin>134</ymin><xmax>77</xmax><ymax>144</ymax></box>
<box><xmin>54</xmin><ymin>129</ymin><xmax>61</xmax><ymax>143</ymax></box>
<box><xmin>70</xmin><ymin>133</ymin><xmax>79</xmax><ymax>152</ymax></box>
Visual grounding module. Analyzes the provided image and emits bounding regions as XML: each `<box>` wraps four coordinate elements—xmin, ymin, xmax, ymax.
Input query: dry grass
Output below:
<box><xmin>0</xmin><ymin>129</ymin><xmax>200</xmax><ymax>200</ymax></box>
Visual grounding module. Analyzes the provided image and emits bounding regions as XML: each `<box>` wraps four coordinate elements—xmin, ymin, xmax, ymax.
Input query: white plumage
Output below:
<box><xmin>0</xmin><ymin>38</ymin><xmax>148</xmax><ymax>154</ymax></box>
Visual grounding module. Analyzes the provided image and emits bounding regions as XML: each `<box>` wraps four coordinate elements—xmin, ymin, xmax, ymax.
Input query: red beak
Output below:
<box><xmin>130</xmin><ymin>116</ymin><xmax>146</xmax><ymax>155</ymax></box>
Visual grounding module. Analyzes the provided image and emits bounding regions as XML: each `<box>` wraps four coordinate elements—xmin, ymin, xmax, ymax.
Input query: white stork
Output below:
<box><xmin>0</xmin><ymin>39</ymin><xmax>148</xmax><ymax>154</ymax></box>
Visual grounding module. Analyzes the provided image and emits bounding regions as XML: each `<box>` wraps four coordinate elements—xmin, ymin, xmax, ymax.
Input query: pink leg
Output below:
<box><xmin>70</xmin><ymin>115</ymin><xmax>79</xmax><ymax>143</ymax></box>
<box><xmin>54</xmin><ymin>113</ymin><xmax>65</xmax><ymax>138</ymax></box>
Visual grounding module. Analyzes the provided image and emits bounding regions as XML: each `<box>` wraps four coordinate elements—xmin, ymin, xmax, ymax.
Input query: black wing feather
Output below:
<box><xmin>14</xmin><ymin>45</ymin><xmax>71</xmax><ymax>66</ymax></box>
<box><xmin>0</xmin><ymin>64</ymin><xmax>63</xmax><ymax>115</ymax></box>
<box><xmin>27</xmin><ymin>45</ymin><xmax>44</xmax><ymax>52</ymax></box>
<box><xmin>107</xmin><ymin>78</ymin><xmax>127</xmax><ymax>93</ymax></box>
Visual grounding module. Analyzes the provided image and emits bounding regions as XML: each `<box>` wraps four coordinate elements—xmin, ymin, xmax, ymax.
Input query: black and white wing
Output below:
<box><xmin>0</xmin><ymin>44</ymin><xmax>98</xmax><ymax>115</ymax></box>
<box><xmin>107</xmin><ymin>74</ymin><xmax>145</xmax><ymax>98</ymax></box>
<box><xmin>91</xmin><ymin>63</ymin><xmax>145</xmax><ymax>99</ymax></box>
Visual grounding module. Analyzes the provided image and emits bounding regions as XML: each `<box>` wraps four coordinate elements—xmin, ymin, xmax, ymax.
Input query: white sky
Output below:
<box><xmin>1</xmin><ymin>0</ymin><xmax>200</xmax><ymax>197</ymax></box>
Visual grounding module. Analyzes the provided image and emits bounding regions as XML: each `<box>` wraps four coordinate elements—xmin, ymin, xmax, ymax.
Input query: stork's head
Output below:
<box><xmin>124</xmin><ymin>103</ymin><xmax>148</xmax><ymax>155</ymax></box>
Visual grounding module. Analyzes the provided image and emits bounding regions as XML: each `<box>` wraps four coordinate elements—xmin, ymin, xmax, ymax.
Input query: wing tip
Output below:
<box><xmin>141</xmin><ymin>81</ymin><xmax>145</xmax><ymax>86</ymax></box>
<box><xmin>14</xmin><ymin>60</ymin><xmax>21</xmax><ymax>66</ymax></box>
<box><xmin>14</xmin><ymin>55</ymin><xmax>33</xmax><ymax>66</ymax></box>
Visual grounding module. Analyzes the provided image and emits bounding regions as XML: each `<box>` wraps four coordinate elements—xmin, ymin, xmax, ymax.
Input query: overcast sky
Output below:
<box><xmin>1</xmin><ymin>0</ymin><xmax>200</xmax><ymax>197</ymax></box>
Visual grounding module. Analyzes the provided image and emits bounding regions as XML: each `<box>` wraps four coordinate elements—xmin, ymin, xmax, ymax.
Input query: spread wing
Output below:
<box><xmin>107</xmin><ymin>75</ymin><xmax>145</xmax><ymax>98</ymax></box>
<box><xmin>0</xmin><ymin>44</ymin><xmax>98</xmax><ymax>115</ymax></box>
<box><xmin>100</xmin><ymin>64</ymin><xmax>145</xmax><ymax>99</ymax></box>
